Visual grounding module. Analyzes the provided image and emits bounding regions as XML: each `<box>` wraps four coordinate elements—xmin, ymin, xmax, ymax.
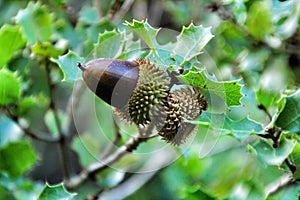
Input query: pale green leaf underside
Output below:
<box><xmin>275</xmin><ymin>90</ymin><xmax>300</xmax><ymax>134</ymax></box>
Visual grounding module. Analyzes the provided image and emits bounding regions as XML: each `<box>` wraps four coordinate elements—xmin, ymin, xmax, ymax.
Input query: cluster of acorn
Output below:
<box><xmin>77</xmin><ymin>58</ymin><xmax>208</xmax><ymax>145</ymax></box>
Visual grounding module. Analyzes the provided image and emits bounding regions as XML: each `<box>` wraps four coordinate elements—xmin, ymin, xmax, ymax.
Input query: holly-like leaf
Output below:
<box><xmin>31</xmin><ymin>41</ymin><xmax>65</xmax><ymax>58</ymax></box>
<box><xmin>94</xmin><ymin>30</ymin><xmax>123</xmax><ymax>58</ymax></box>
<box><xmin>38</xmin><ymin>183</ymin><xmax>76</xmax><ymax>200</ymax></box>
<box><xmin>245</xmin><ymin>1</ymin><xmax>272</xmax><ymax>40</ymax></box>
<box><xmin>94</xmin><ymin>29</ymin><xmax>142</xmax><ymax>60</ymax></box>
<box><xmin>0</xmin><ymin>141</ymin><xmax>38</xmax><ymax>177</ymax></box>
<box><xmin>0</xmin><ymin>24</ymin><xmax>26</xmax><ymax>68</ymax></box>
<box><xmin>0</xmin><ymin>69</ymin><xmax>21</xmax><ymax>106</ymax></box>
<box><xmin>173</xmin><ymin>23</ymin><xmax>214</xmax><ymax>65</ymax></box>
<box><xmin>275</xmin><ymin>90</ymin><xmax>300</xmax><ymax>134</ymax></box>
<box><xmin>195</xmin><ymin>111</ymin><xmax>263</xmax><ymax>140</ymax></box>
<box><xmin>125</xmin><ymin>19</ymin><xmax>160</xmax><ymax>51</ymax></box>
<box><xmin>51</xmin><ymin>51</ymin><xmax>84</xmax><ymax>81</ymax></box>
<box><xmin>124</xmin><ymin>19</ymin><xmax>214</xmax><ymax>67</ymax></box>
<box><xmin>252</xmin><ymin>136</ymin><xmax>296</xmax><ymax>165</ymax></box>
<box><xmin>179</xmin><ymin>67</ymin><xmax>243</xmax><ymax>107</ymax></box>
<box><xmin>15</xmin><ymin>2</ymin><xmax>53</xmax><ymax>45</ymax></box>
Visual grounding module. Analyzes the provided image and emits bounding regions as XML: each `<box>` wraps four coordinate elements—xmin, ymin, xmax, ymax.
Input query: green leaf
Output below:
<box><xmin>38</xmin><ymin>183</ymin><xmax>76</xmax><ymax>200</ymax></box>
<box><xmin>94</xmin><ymin>30</ymin><xmax>123</xmax><ymax>58</ymax></box>
<box><xmin>275</xmin><ymin>90</ymin><xmax>300</xmax><ymax>134</ymax></box>
<box><xmin>16</xmin><ymin>95</ymin><xmax>48</xmax><ymax>117</ymax></box>
<box><xmin>124</xmin><ymin>19</ymin><xmax>214</xmax><ymax>67</ymax></box>
<box><xmin>15</xmin><ymin>2</ymin><xmax>53</xmax><ymax>45</ymax></box>
<box><xmin>31</xmin><ymin>41</ymin><xmax>65</xmax><ymax>58</ymax></box>
<box><xmin>0</xmin><ymin>141</ymin><xmax>38</xmax><ymax>177</ymax></box>
<box><xmin>125</xmin><ymin>19</ymin><xmax>160</xmax><ymax>51</ymax></box>
<box><xmin>256</xmin><ymin>88</ymin><xmax>281</xmax><ymax>109</ymax></box>
<box><xmin>195</xmin><ymin>112</ymin><xmax>263</xmax><ymax>140</ymax></box>
<box><xmin>173</xmin><ymin>23</ymin><xmax>214</xmax><ymax>65</ymax></box>
<box><xmin>289</xmin><ymin>142</ymin><xmax>300</xmax><ymax>180</ymax></box>
<box><xmin>245</xmin><ymin>1</ymin><xmax>272</xmax><ymax>40</ymax></box>
<box><xmin>253</xmin><ymin>136</ymin><xmax>296</xmax><ymax>165</ymax></box>
<box><xmin>178</xmin><ymin>67</ymin><xmax>243</xmax><ymax>107</ymax></box>
<box><xmin>0</xmin><ymin>69</ymin><xmax>21</xmax><ymax>106</ymax></box>
<box><xmin>94</xmin><ymin>29</ymin><xmax>142</xmax><ymax>60</ymax></box>
<box><xmin>0</xmin><ymin>173</ymin><xmax>43</xmax><ymax>200</ymax></box>
<box><xmin>79</xmin><ymin>5</ymin><xmax>99</xmax><ymax>24</ymax></box>
<box><xmin>269</xmin><ymin>182</ymin><xmax>300</xmax><ymax>199</ymax></box>
<box><xmin>0</xmin><ymin>116</ymin><xmax>22</xmax><ymax>147</ymax></box>
<box><xmin>51</xmin><ymin>51</ymin><xmax>85</xmax><ymax>81</ymax></box>
<box><xmin>0</xmin><ymin>24</ymin><xmax>26</xmax><ymax>68</ymax></box>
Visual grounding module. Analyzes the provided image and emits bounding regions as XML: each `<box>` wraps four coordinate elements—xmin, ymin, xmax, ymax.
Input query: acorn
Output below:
<box><xmin>78</xmin><ymin>58</ymin><xmax>171</xmax><ymax>125</ymax></box>
<box><xmin>78</xmin><ymin>58</ymin><xmax>208</xmax><ymax>145</ymax></box>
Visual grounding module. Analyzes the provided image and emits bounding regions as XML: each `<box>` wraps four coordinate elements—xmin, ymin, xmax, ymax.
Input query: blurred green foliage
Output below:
<box><xmin>0</xmin><ymin>0</ymin><xmax>299</xmax><ymax>199</ymax></box>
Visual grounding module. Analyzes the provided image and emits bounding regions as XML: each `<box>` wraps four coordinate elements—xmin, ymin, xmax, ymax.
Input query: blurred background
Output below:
<box><xmin>0</xmin><ymin>0</ymin><xmax>299</xmax><ymax>199</ymax></box>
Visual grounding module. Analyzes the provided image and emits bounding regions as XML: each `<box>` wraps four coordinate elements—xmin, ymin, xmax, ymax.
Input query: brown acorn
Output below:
<box><xmin>78</xmin><ymin>59</ymin><xmax>139</xmax><ymax>109</ymax></box>
<box><xmin>78</xmin><ymin>58</ymin><xmax>208</xmax><ymax>145</ymax></box>
<box><xmin>78</xmin><ymin>58</ymin><xmax>171</xmax><ymax>125</ymax></box>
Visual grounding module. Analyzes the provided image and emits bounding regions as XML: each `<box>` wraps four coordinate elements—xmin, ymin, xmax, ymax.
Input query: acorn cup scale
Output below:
<box><xmin>78</xmin><ymin>58</ymin><xmax>208</xmax><ymax>145</ymax></box>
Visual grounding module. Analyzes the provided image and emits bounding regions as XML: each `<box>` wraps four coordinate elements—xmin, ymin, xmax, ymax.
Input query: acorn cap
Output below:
<box><xmin>127</xmin><ymin>59</ymin><xmax>171</xmax><ymax>125</ymax></box>
<box><xmin>158</xmin><ymin>87</ymin><xmax>208</xmax><ymax>145</ymax></box>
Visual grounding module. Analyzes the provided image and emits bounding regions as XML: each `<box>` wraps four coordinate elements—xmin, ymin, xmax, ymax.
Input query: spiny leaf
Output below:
<box><xmin>0</xmin><ymin>69</ymin><xmax>21</xmax><ymax>106</ymax></box>
<box><xmin>38</xmin><ymin>183</ymin><xmax>76</xmax><ymax>200</ymax></box>
<box><xmin>252</xmin><ymin>136</ymin><xmax>296</xmax><ymax>165</ymax></box>
<box><xmin>124</xmin><ymin>19</ymin><xmax>214</xmax><ymax>67</ymax></box>
<box><xmin>179</xmin><ymin>67</ymin><xmax>243</xmax><ymax>107</ymax></box>
<box><xmin>194</xmin><ymin>111</ymin><xmax>263</xmax><ymax>140</ymax></box>
<box><xmin>51</xmin><ymin>51</ymin><xmax>84</xmax><ymax>81</ymax></box>
<box><xmin>125</xmin><ymin>19</ymin><xmax>160</xmax><ymax>51</ymax></box>
<box><xmin>94</xmin><ymin>30</ymin><xmax>123</xmax><ymax>58</ymax></box>
<box><xmin>275</xmin><ymin>90</ymin><xmax>300</xmax><ymax>134</ymax></box>
<box><xmin>94</xmin><ymin>29</ymin><xmax>142</xmax><ymax>60</ymax></box>
<box><xmin>31</xmin><ymin>41</ymin><xmax>65</xmax><ymax>58</ymax></box>
<box><xmin>173</xmin><ymin>23</ymin><xmax>214</xmax><ymax>65</ymax></box>
<box><xmin>15</xmin><ymin>2</ymin><xmax>53</xmax><ymax>45</ymax></box>
<box><xmin>0</xmin><ymin>24</ymin><xmax>26</xmax><ymax>68</ymax></box>
<box><xmin>0</xmin><ymin>141</ymin><xmax>38</xmax><ymax>177</ymax></box>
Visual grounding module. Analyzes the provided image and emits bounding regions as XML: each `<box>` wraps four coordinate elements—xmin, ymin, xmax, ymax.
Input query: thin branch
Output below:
<box><xmin>285</xmin><ymin>158</ymin><xmax>297</xmax><ymax>174</ymax></box>
<box><xmin>109</xmin><ymin>0</ymin><xmax>135</xmax><ymax>23</ymax></box>
<box><xmin>4</xmin><ymin>107</ymin><xmax>60</xmax><ymax>143</ymax></box>
<box><xmin>98</xmin><ymin>149</ymin><xmax>176</xmax><ymax>199</ymax></box>
<box><xmin>257</xmin><ymin>104</ymin><xmax>273</xmax><ymax>122</ymax></box>
<box><xmin>107</xmin><ymin>0</ymin><xmax>125</xmax><ymax>20</ymax></box>
<box><xmin>66</xmin><ymin>133</ymin><xmax>152</xmax><ymax>189</ymax></box>
<box><xmin>45</xmin><ymin>60</ymin><xmax>71</xmax><ymax>181</ymax></box>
